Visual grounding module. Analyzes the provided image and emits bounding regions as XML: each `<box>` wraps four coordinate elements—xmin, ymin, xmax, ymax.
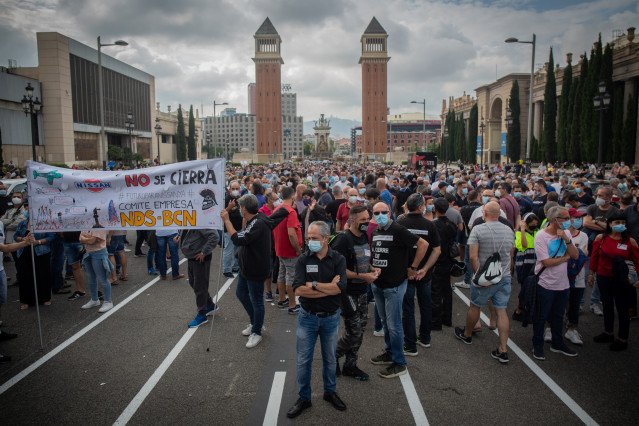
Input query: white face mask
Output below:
<box><xmin>349</xmin><ymin>196</ymin><xmax>358</xmax><ymax>204</ymax></box>
<box><xmin>274</xmin><ymin>199</ymin><xmax>283</xmax><ymax>208</ymax></box>
<box><xmin>495</xmin><ymin>190</ymin><xmax>502</xmax><ymax>198</ymax></box>
<box><xmin>286</xmin><ymin>182</ymin><xmax>293</xmax><ymax>187</ymax></box>
<box><xmin>11</xmin><ymin>197</ymin><xmax>22</xmax><ymax>205</ymax></box>
<box><xmin>231</xmin><ymin>190</ymin><xmax>239</xmax><ymax>198</ymax></box>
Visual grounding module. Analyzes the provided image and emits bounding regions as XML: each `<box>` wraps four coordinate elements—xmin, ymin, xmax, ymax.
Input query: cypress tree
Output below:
<box><xmin>542</xmin><ymin>47</ymin><xmax>557</xmax><ymax>162</ymax></box>
<box><xmin>445</xmin><ymin>110</ymin><xmax>456</xmax><ymax>163</ymax></box>
<box><xmin>622</xmin><ymin>94</ymin><xmax>637</xmax><ymax>163</ymax></box>
<box><xmin>457</xmin><ymin>112</ymin><xmax>466</xmax><ymax>162</ymax></box>
<box><xmin>176</xmin><ymin>104</ymin><xmax>186</xmax><ymax>162</ymax></box>
<box><xmin>187</xmin><ymin>105</ymin><xmax>196</xmax><ymax>160</ymax></box>
<box><xmin>557</xmin><ymin>58</ymin><xmax>572</xmax><ymax>162</ymax></box>
<box><xmin>580</xmin><ymin>48</ymin><xmax>595</xmax><ymax>162</ymax></box>
<box><xmin>508</xmin><ymin>81</ymin><xmax>522</xmax><ymax>161</ymax></box>
<box><xmin>468</xmin><ymin>104</ymin><xmax>478</xmax><ymax>163</ymax></box>
<box><xmin>601</xmin><ymin>43</ymin><xmax>614</xmax><ymax>162</ymax></box>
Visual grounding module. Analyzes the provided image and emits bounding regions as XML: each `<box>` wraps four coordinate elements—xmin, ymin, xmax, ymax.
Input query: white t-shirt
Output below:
<box><xmin>469</xmin><ymin>205</ymin><xmax>506</xmax><ymax>229</ymax></box>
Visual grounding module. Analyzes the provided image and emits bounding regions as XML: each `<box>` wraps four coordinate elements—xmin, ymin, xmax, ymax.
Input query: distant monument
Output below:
<box><xmin>313</xmin><ymin>114</ymin><xmax>333</xmax><ymax>160</ymax></box>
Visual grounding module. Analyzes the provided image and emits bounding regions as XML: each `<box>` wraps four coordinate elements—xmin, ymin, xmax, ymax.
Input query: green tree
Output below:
<box><xmin>601</xmin><ymin>42</ymin><xmax>614</xmax><ymax>162</ymax></box>
<box><xmin>456</xmin><ymin>113</ymin><xmax>466</xmax><ymax>162</ymax></box>
<box><xmin>303</xmin><ymin>142</ymin><xmax>314</xmax><ymax>156</ymax></box>
<box><xmin>557</xmin><ymin>59</ymin><xmax>572</xmax><ymax>162</ymax></box>
<box><xmin>468</xmin><ymin>104</ymin><xmax>478</xmax><ymax>163</ymax></box>
<box><xmin>508</xmin><ymin>81</ymin><xmax>522</xmax><ymax>161</ymax></box>
<box><xmin>542</xmin><ymin>47</ymin><xmax>557</xmax><ymax>162</ymax></box>
<box><xmin>176</xmin><ymin>104</ymin><xmax>186</xmax><ymax>162</ymax></box>
<box><xmin>530</xmin><ymin>136</ymin><xmax>540</xmax><ymax>162</ymax></box>
<box><xmin>622</xmin><ymin>94</ymin><xmax>637</xmax><ymax>163</ymax></box>
<box><xmin>445</xmin><ymin>110</ymin><xmax>456</xmax><ymax>163</ymax></box>
<box><xmin>187</xmin><ymin>105</ymin><xmax>196</xmax><ymax>160</ymax></box>
<box><xmin>569</xmin><ymin>55</ymin><xmax>586</xmax><ymax>164</ymax></box>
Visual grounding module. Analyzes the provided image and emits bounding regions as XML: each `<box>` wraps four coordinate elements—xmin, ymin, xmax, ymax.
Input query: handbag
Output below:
<box><xmin>599</xmin><ymin>237</ymin><xmax>630</xmax><ymax>285</ymax></box>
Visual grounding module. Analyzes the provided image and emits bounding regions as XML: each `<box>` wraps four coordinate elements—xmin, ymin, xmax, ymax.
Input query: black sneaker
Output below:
<box><xmin>288</xmin><ymin>305</ymin><xmax>300</xmax><ymax>315</ymax></box>
<box><xmin>134</xmin><ymin>252</ymin><xmax>146</xmax><ymax>257</ymax></box>
<box><xmin>454</xmin><ymin>327</ymin><xmax>472</xmax><ymax>344</ymax></box>
<box><xmin>277</xmin><ymin>299</ymin><xmax>289</xmax><ymax>309</ymax></box>
<box><xmin>610</xmin><ymin>339</ymin><xmax>628</xmax><ymax>351</ymax></box>
<box><xmin>336</xmin><ymin>361</ymin><xmax>341</xmax><ymax>377</ymax></box>
<box><xmin>532</xmin><ymin>347</ymin><xmax>545</xmax><ymax>361</ymax></box>
<box><xmin>512</xmin><ymin>311</ymin><xmax>523</xmax><ymax>322</ymax></box>
<box><xmin>490</xmin><ymin>349</ymin><xmax>509</xmax><ymax>363</ymax></box>
<box><xmin>67</xmin><ymin>291</ymin><xmax>86</xmax><ymax>301</ymax></box>
<box><xmin>342</xmin><ymin>364</ymin><xmax>369</xmax><ymax>381</ymax></box>
<box><xmin>593</xmin><ymin>332</ymin><xmax>614</xmax><ymax>343</ymax></box>
<box><xmin>550</xmin><ymin>344</ymin><xmax>578</xmax><ymax>357</ymax></box>
<box><xmin>416</xmin><ymin>337</ymin><xmax>431</xmax><ymax>348</ymax></box>
<box><xmin>370</xmin><ymin>351</ymin><xmax>393</xmax><ymax>365</ymax></box>
<box><xmin>403</xmin><ymin>346</ymin><xmax>418</xmax><ymax>357</ymax></box>
<box><xmin>378</xmin><ymin>362</ymin><xmax>407</xmax><ymax>379</ymax></box>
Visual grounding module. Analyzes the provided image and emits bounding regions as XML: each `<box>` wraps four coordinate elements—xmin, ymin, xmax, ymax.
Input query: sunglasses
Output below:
<box><xmin>373</xmin><ymin>211</ymin><xmax>389</xmax><ymax>216</ymax></box>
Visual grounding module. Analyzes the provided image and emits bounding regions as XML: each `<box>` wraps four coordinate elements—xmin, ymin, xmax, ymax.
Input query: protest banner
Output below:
<box><xmin>26</xmin><ymin>159</ymin><xmax>225</xmax><ymax>232</ymax></box>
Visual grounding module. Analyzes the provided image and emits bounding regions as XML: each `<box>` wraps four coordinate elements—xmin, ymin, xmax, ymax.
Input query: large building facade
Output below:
<box><xmin>360</xmin><ymin>17</ymin><xmax>390</xmax><ymax>158</ymax></box>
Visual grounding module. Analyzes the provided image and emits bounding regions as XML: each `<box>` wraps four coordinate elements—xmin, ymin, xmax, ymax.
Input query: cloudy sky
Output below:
<box><xmin>1</xmin><ymin>0</ymin><xmax>638</xmax><ymax>123</ymax></box>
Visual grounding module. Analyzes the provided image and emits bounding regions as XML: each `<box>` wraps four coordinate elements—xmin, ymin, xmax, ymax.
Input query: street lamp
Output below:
<box><xmin>505</xmin><ymin>34</ymin><xmax>535</xmax><ymax>162</ymax></box>
<box><xmin>213</xmin><ymin>100</ymin><xmax>228</xmax><ymax>159</ymax></box>
<box><xmin>443</xmin><ymin>125</ymin><xmax>449</xmax><ymax>164</ymax></box>
<box><xmin>505</xmin><ymin>104</ymin><xmax>513</xmax><ymax>163</ymax></box>
<box><xmin>411</xmin><ymin>99</ymin><xmax>426</xmax><ymax>151</ymax></box>
<box><xmin>593</xmin><ymin>81</ymin><xmax>611</xmax><ymax>165</ymax></box>
<box><xmin>479</xmin><ymin>116</ymin><xmax>486</xmax><ymax>169</ymax></box>
<box><xmin>98</xmin><ymin>36</ymin><xmax>128</xmax><ymax>170</ymax></box>
<box><xmin>125</xmin><ymin>111</ymin><xmax>134</xmax><ymax>168</ymax></box>
<box><xmin>154</xmin><ymin>116</ymin><xmax>162</xmax><ymax>164</ymax></box>
<box><xmin>21</xmin><ymin>82</ymin><xmax>42</xmax><ymax>161</ymax></box>
<box><xmin>205</xmin><ymin>130</ymin><xmax>212</xmax><ymax>159</ymax></box>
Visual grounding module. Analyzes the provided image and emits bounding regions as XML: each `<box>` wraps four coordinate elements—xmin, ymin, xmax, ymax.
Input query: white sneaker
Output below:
<box><xmin>81</xmin><ymin>299</ymin><xmax>101</xmax><ymax>310</ymax></box>
<box><xmin>242</xmin><ymin>324</ymin><xmax>253</xmax><ymax>336</ymax></box>
<box><xmin>565</xmin><ymin>329</ymin><xmax>583</xmax><ymax>345</ymax></box>
<box><xmin>590</xmin><ymin>304</ymin><xmax>603</xmax><ymax>316</ymax></box>
<box><xmin>544</xmin><ymin>327</ymin><xmax>552</xmax><ymax>343</ymax></box>
<box><xmin>98</xmin><ymin>301</ymin><xmax>114</xmax><ymax>313</ymax></box>
<box><xmin>454</xmin><ymin>281</ymin><xmax>470</xmax><ymax>289</ymax></box>
<box><xmin>246</xmin><ymin>333</ymin><xmax>262</xmax><ymax>348</ymax></box>
<box><xmin>373</xmin><ymin>329</ymin><xmax>384</xmax><ymax>337</ymax></box>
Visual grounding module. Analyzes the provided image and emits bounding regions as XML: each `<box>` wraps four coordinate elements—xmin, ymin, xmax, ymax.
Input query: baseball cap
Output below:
<box><xmin>568</xmin><ymin>207</ymin><xmax>586</xmax><ymax>217</ymax></box>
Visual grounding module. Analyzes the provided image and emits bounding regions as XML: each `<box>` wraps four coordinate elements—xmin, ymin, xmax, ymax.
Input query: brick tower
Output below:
<box><xmin>360</xmin><ymin>17</ymin><xmax>389</xmax><ymax>159</ymax></box>
<box><xmin>253</xmin><ymin>17</ymin><xmax>283</xmax><ymax>163</ymax></box>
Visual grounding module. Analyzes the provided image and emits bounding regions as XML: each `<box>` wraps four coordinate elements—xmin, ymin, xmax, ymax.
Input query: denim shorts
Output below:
<box><xmin>470</xmin><ymin>276</ymin><xmax>511</xmax><ymax>309</ymax></box>
<box><xmin>63</xmin><ymin>242</ymin><xmax>84</xmax><ymax>265</ymax></box>
<box><xmin>107</xmin><ymin>235</ymin><xmax>125</xmax><ymax>255</ymax></box>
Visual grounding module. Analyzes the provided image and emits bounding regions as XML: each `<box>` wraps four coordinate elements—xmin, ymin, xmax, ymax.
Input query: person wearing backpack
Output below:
<box><xmin>588</xmin><ymin>212</ymin><xmax>639</xmax><ymax>351</ymax></box>
<box><xmin>454</xmin><ymin>202</ymin><xmax>515</xmax><ymax>364</ymax></box>
<box><xmin>431</xmin><ymin>198</ymin><xmax>458</xmax><ymax>330</ymax></box>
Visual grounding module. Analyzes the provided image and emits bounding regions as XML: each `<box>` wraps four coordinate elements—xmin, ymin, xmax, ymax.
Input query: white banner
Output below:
<box><xmin>27</xmin><ymin>159</ymin><xmax>225</xmax><ymax>232</ymax></box>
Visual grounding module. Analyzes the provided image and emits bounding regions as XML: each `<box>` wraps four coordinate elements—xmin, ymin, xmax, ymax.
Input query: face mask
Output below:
<box><xmin>340</xmin><ymin>177</ymin><xmax>346</xmax><ymax>182</ymax></box>
<box><xmin>482</xmin><ymin>196</ymin><xmax>490</xmax><ymax>205</ymax></box>
<box><xmin>0</xmin><ymin>190</ymin><xmax>6</xmax><ymax>196</ymax></box>
<box><xmin>534</xmin><ymin>190</ymin><xmax>540</xmax><ymax>196</ymax></box>
<box><xmin>618</xmin><ymin>183</ymin><xmax>626</xmax><ymax>190</ymax></box>
<box><xmin>359</xmin><ymin>188</ymin><xmax>366</xmax><ymax>195</ymax></box>
<box><xmin>308</xmin><ymin>240</ymin><xmax>322</xmax><ymax>253</ymax></box>
<box><xmin>575</xmin><ymin>187</ymin><xmax>582</xmax><ymax>194</ymax></box>
<box><xmin>559</xmin><ymin>220</ymin><xmax>571</xmax><ymax>230</ymax></box>
<box><xmin>348</xmin><ymin>196</ymin><xmax>358</xmax><ymax>204</ymax></box>
<box><xmin>264</xmin><ymin>184</ymin><xmax>271</xmax><ymax>188</ymax></box>
<box><xmin>240</xmin><ymin>184</ymin><xmax>245</xmax><ymax>190</ymax></box>
<box><xmin>529</xmin><ymin>225</ymin><xmax>539</xmax><ymax>232</ymax></box>
<box><xmin>11</xmin><ymin>197</ymin><xmax>21</xmax><ymax>205</ymax></box>
<box><xmin>274</xmin><ymin>199</ymin><xmax>283</xmax><ymax>208</ymax></box>
<box><xmin>495</xmin><ymin>190</ymin><xmax>502</xmax><ymax>198</ymax></box>
<box><xmin>358</xmin><ymin>222</ymin><xmax>369</xmax><ymax>233</ymax></box>
<box><xmin>23</xmin><ymin>211</ymin><xmax>28</xmax><ymax>219</ymax></box>
<box><xmin>595</xmin><ymin>197</ymin><xmax>606</xmax><ymax>207</ymax></box>
<box><xmin>375</xmin><ymin>213</ymin><xmax>389</xmax><ymax>227</ymax></box>
<box><xmin>612</xmin><ymin>224</ymin><xmax>627</xmax><ymax>233</ymax></box>
<box><xmin>572</xmin><ymin>219</ymin><xmax>583</xmax><ymax>229</ymax></box>
<box><xmin>287</xmin><ymin>182</ymin><xmax>293</xmax><ymax>187</ymax></box>
<box><xmin>231</xmin><ymin>190</ymin><xmax>239</xmax><ymax>198</ymax></box>
<box><xmin>426</xmin><ymin>205</ymin><xmax>434</xmax><ymax>212</ymax></box>
<box><xmin>462</xmin><ymin>188</ymin><xmax>468</xmax><ymax>195</ymax></box>
<box><xmin>513</xmin><ymin>192</ymin><xmax>522</xmax><ymax>199</ymax></box>
<box><xmin>400</xmin><ymin>187</ymin><xmax>406</xmax><ymax>192</ymax></box>
<box><xmin>302</xmin><ymin>198</ymin><xmax>312</xmax><ymax>207</ymax></box>
<box><xmin>621</xmin><ymin>163</ymin><xmax>625</xmax><ymax>167</ymax></box>
<box><xmin>239</xmin><ymin>208</ymin><xmax>244</xmax><ymax>218</ymax></box>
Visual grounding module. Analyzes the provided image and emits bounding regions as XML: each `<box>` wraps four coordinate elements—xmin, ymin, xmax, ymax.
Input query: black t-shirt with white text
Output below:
<box><xmin>397</xmin><ymin>214</ymin><xmax>441</xmax><ymax>283</ymax></box>
<box><xmin>371</xmin><ymin>221</ymin><xmax>420</xmax><ymax>288</ymax></box>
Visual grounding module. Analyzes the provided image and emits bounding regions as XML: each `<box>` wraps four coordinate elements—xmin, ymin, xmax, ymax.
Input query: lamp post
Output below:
<box><xmin>154</xmin><ymin>116</ymin><xmax>162</xmax><ymax>164</ymax></box>
<box><xmin>124</xmin><ymin>111</ymin><xmax>135</xmax><ymax>168</ymax></box>
<box><xmin>593</xmin><ymin>81</ymin><xmax>611</xmax><ymax>165</ymax></box>
<box><xmin>213</xmin><ymin>100</ymin><xmax>228</xmax><ymax>159</ymax></box>
<box><xmin>443</xmin><ymin>125</ymin><xmax>449</xmax><ymax>164</ymax></box>
<box><xmin>505</xmin><ymin>104</ymin><xmax>513</xmax><ymax>164</ymax></box>
<box><xmin>388</xmin><ymin>121</ymin><xmax>393</xmax><ymax>153</ymax></box>
<box><xmin>205</xmin><ymin>130</ymin><xmax>212</xmax><ymax>159</ymax></box>
<box><xmin>98</xmin><ymin>36</ymin><xmax>128</xmax><ymax>170</ymax></box>
<box><xmin>411</xmin><ymin>99</ymin><xmax>426</xmax><ymax>151</ymax></box>
<box><xmin>479</xmin><ymin>116</ymin><xmax>486</xmax><ymax>169</ymax></box>
<box><xmin>21</xmin><ymin>82</ymin><xmax>42</xmax><ymax>162</ymax></box>
<box><xmin>505</xmin><ymin>34</ymin><xmax>535</xmax><ymax>162</ymax></box>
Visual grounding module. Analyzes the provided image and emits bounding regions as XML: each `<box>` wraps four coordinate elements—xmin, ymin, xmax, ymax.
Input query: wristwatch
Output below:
<box><xmin>410</xmin><ymin>266</ymin><xmax>419</xmax><ymax>271</ymax></box>
<box><xmin>312</xmin><ymin>281</ymin><xmax>318</xmax><ymax>291</ymax></box>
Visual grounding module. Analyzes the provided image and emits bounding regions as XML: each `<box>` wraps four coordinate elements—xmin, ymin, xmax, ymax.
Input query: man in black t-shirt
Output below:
<box><xmin>531</xmin><ymin>180</ymin><xmax>548</xmax><ymax>222</ymax></box>
<box><xmin>398</xmin><ymin>194</ymin><xmax>441</xmax><ymax>354</ymax></box>
<box><xmin>332</xmin><ymin>205</ymin><xmax>380</xmax><ymax>381</ymax></box>
<box><xmin>394</xmin><ymin>177</ymin><xmax>413</xmax><ymax>216</ymax></box>
<box><xmin>325</xmin><ymin>185</ymin><xmax>347</xmax><ymax>231</ymax></box>
<box><xmin>369</xmin><ymin>201</ymin><xmax>427</xmax><ymax>379</ymax></box>
<box><xmin>432</xmin><ymin>198</ymin><xmax>458</xmax><ymax>329</ymax></box>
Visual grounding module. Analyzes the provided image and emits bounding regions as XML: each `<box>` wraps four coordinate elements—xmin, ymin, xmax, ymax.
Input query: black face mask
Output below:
<box><xmin>358</xmin><ymin>222</ymin><xmax>370</xmax><ymax>233</ymax></box>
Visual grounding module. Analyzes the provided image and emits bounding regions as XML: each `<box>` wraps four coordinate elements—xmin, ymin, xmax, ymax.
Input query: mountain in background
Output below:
<box><xmin>303</xmin><ymin>116</ymin><xmax>361</xmax><ymax>139</ymax></box>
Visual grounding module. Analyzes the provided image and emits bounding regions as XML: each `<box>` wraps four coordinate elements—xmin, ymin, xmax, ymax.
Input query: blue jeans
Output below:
<box><xmin>82</xmin><ymin>248</ymin><xmax>113</xmax><ymax>302</ymax></box>
<box><xmin>0</xmin><ymin>269</ymin><xmax>6</xmax><ymax>304</ymax></box>
<box><xmin>372</xmin><ymin>280</ymin><xmax>407</xmax><ymax>366</ymax></box>
<box><xmin>156</xmin><ymin>234</ymin><xmax>180</xmax><ymax>277</ymax></box>
<box><xmin>223</xmin><ymin>232</ymin><xmax>239</xmax><ymax>273</ymax></box>
<box><xmin>146</xmin><ymin>247</ymin><xmax>157</xmax><ymax>271</ymax></box>
<box><xmin>50</xmin><ymin>234</ymin><xmax>65</xmax><ymax>292</ymax></box>
<box><xmin>367</xmin><ymin>285</ymin><xmax>382</xmax><ymax>331</ymax></box>
<box><xmin>464</xmin><ymin>245</ymin><xmax>472</xmax><ymax>285</ymax></box>
<box><xmin>533</xmin><ymin>285</ymin><xmax>570</xmax><ymax>350</ymax></box>
<box><xmin>403</xmin><ymin>280</ymin><xmax>432</xmax><ymax>350</ymax></box>
<box><xmin>296</xmin><ymin>306</ymin><xmax>340</xmax><ymax>401</ymax></box>
<box><xmin>236</xmin><ymin>274</ymin><xmax>265</xmax><ymax>336</ymax></box>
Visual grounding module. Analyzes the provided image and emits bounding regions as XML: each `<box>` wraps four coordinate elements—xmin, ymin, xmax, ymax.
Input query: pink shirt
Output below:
<box><xmin>81</xmin><ymin>230</ymin><xmax>107</xmax><ymax>253</ymax></box>
<box><xmin>534</xmin><ymin>229</ymin><xmax>573</xmax><ymax>291</ymax></box>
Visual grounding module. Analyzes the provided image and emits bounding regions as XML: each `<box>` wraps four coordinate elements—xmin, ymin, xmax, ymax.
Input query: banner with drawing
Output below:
<box><xmin>26</xmin><ymin>159</ymin><xmax>225</xmax><ymax>232</ymax></box>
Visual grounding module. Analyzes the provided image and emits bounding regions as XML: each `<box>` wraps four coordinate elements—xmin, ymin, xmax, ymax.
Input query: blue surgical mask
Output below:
<box><xmin>572</xmin><ymin>219</ymin><xmax>583</xmax><ymax>229</ymax></box>
<box><xmin>308</xmin><ymin>240</ymin><xmax>322</xmax><ymax>253</ymax></box>
<box><xmin>375</xmin><ymin>213</ymin><xmax>389</xmax><ymax>227</ymax></box>
<box><xmin>575</xmin><ymin>187</ymin><xmax>582</xmax><ymax>194</ymax></box>
<box><xmin>462</xmin><ymin>188</ymin><xmax>468</xmax><ymax>195</ymax></box>
<box><xmin>426</xmin><ymin>205</ymin><xmax>434</xmax><ymax>212</ymax></box>
<box><xmin>559</xmin><ymin>220</ymin><xmax>571</xmax><ymax>230</ymax></box>
<box><xmin>482</xmin><ymin>196</ymin><xmax>490</xmax><ymax>205</ymax></box>
<box><xmin>23</xmin><ymin>211</ymin><xmax>29</xmax><ymax>219</ymax></box>
<box><xmin>513</xmin><ymin>192</ymin><xmax>522</xmax><ymax>199</ymax></box>
<box><xmin>359</xmin><ymin>188</ymin><xmax>366</xmax><ymax>195</ymax></box>
<box><xmin>0</xmin><ymin>190</ymin><xmax>6</xmax><ymax>196</ymax></box>
<box><xmin>239</xmin><ymin>208</ymin><xmax>244</xmax><ymax>218</ymax></box>
<box><xmin>535</xmin><ymin>190</ymin><xmax>540</xmax><ymax>196</ymax></box>
<box><xmin>340</xmin><ymin>177</ymin><xmax>346</xmax><ymax>182</ymax></box>
<box><xmin>612</xmin><ymin>224</ymin><xmax>627</xmax><ymax>233</ymax></box>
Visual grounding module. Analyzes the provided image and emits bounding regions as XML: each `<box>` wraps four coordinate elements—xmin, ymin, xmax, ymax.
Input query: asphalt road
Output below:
<box><xmin>0</xmin><ymin>236</ymin><xmax>637</xmax><ymax>425</ymax></box>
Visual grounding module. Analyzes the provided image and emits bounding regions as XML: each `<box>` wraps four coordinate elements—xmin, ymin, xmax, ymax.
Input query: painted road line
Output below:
<box><xmin>453</xmin><ymin>287</ymin><xmax>599</xmax><ymax>426</ymax></box>
<box><xmin>113</xmin><ymin>275</ymin><xmax>235</xmax><ymax>426</ymax></box>
<box><xmin>0</xmin><ymin>258</ymin><xmax>187</xmax><ymax>396</ymax></box>
<box><xmin>400</xmin><ymin>371</ymin><xmax>429</xmax><ymax>426</ymax></box>
<box><xmin>262</xmin><ymin>371</ymin><xmax>287</xmax><ymax>426</ymax></box>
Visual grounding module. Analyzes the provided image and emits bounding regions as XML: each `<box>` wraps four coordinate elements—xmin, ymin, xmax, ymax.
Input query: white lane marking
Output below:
<box><xmin>262</xmin><ymin>371</ymin><xmax>287</xmax><ymax>426</ymax></box>
<box><xmin>453</xmin><ymin>287</ymin><xmax>599</xmax><ymax>426</ymax></box>
<box><xmin>400</xmin><ymin>371</ymin><xmax>429</xmax><ymax>426</ymax></box>
<box><xmin>0</xmin><ymin>258</ymin><xmax>187</xmax><ymax>396</ymax></box>
<box><xmin>113</xmin><ymin>275</ymin><xmax>235</xmax><ymax>426</ymax></box>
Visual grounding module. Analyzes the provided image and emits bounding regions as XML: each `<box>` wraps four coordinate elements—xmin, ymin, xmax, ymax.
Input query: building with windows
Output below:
<box><xmin>354</xmin><ymin>113</ymin><xmax>441</xmax><ymax>156</ymax></box>
<box><xmin>154</xmin><ymin>103</ymin><xmax>202</xmax><ymax>163</ymax></box>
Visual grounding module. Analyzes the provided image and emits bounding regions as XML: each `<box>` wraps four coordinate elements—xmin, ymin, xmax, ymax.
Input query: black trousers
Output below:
<box><xmin>335</xmin><ymin>293</ymin><xmax>368</xmax><ymax>367</ymax></box>
<box><xmin>598</xmin><ymin>274</ymin><xmax>630</xmax><ymax>340</ymax></box>
<box><xmin>431</xmin><ymin>264</ymin><xmax>452</xmax><ymax>328</ymax></box>
<box><xmin>187</xmin><ymin>256</ymin><xmax>214</xmax><ymax>316</ymax></box>
<box><xmin>135</xmin><ymin>230</ymin><xmax>147</xmax><ymax>255</ymax></box>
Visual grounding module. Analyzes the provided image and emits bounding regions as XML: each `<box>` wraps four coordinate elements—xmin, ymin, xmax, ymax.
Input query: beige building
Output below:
<box><xmin>154</xmin><ymin>103</ymin><xmax>202</xmax><ymax>164</ymax></box>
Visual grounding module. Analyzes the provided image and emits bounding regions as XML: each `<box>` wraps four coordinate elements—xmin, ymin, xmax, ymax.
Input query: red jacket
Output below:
<box><xmin>590</xmin><ymin>235</ymin><xmax>639</xmax><ymax>277</ymax></box>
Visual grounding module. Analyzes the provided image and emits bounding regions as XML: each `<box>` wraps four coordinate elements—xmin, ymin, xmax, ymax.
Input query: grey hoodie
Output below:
<box><xmin>179</xmin><ymin>228</ymin><xmax>219</xmax><ymax>259</ymax></box>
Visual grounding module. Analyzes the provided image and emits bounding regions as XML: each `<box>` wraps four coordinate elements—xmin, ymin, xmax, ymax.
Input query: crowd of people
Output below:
<box><xmin>1</xmin><ymin>159</ymin><xmax>638</xmax><ymax>417</ymax></box>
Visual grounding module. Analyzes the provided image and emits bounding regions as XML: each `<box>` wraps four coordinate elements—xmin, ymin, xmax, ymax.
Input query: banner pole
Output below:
<box><xmin>206</xmin><ymin>240</ymin><xmax>224</xmax><ymax>352</ymax></box>
<box><xmin>28</xmin><ymin>219</ymin><xmax>45</xmax><ymax>352</ymax></box>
